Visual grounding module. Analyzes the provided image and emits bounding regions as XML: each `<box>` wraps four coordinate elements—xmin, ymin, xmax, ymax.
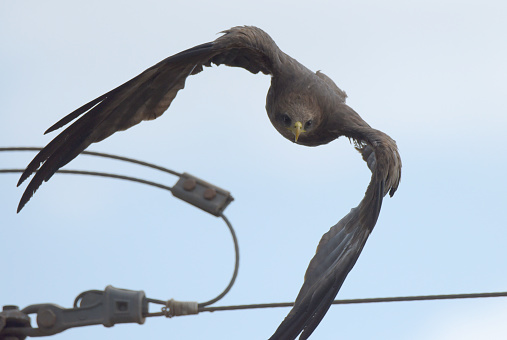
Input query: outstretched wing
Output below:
<box><xmin>17</xmin><ymin>26</ymin><xmax>283</xmax><ymax>212</ymax></box>
<box><xmin>269</xmin><ymin>144</ymin><xmax>393</xmax><ymax>340</ymax></box>
<box><xmin>268</xmin><ymin>210</ymin><xmax>377</xmax><ymax>340</ymax></box>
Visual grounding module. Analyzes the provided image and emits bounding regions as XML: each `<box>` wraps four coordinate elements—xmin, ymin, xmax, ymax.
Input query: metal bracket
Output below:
<box><xmin>0</xmin><ymin>305</ymin><xmax>30</xmax><ymax>340</ymax></box>
<box><xmin>172</xmin><ymin>173</ymin><xmax>234</xmax><ymax>216</ymax></box>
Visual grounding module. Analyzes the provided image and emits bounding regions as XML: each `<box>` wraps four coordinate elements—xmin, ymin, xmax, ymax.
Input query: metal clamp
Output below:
<box><xmin>172</xmin><ymin>173</ymin><xmax>234</xmax><ymax>216</ymax></box>
<box><xmin>0</xmin><ymin>286</ymin><xmax>146</xmax><ymax>338</ymax></box>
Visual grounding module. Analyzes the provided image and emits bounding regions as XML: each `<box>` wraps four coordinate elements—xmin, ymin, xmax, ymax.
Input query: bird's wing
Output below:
<box><xmin>17</xmin><ymin>26</ymin><xmax>283</xmax><ymax>212</ymax></box>
<box><xmin>269</xmin><ymin>145</ymin><xmax>389</xmax><ymax>340</ymax></box>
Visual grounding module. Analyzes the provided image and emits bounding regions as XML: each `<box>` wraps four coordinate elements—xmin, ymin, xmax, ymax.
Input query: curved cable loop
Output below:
<box><xmin>198</xmin><ymin>213</ymin><xmax>240</xmax><ymax>309</ymax></box>
<box><xmin>1</xmin><ymin>147</ymin><xmax>239</xmax><ymax>308</ymax></box>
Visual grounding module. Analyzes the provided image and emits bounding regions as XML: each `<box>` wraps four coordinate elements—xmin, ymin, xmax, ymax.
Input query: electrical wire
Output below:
<box><xmin>1</xmin><ymin>169</ymin><xmax>174</xmax><ymax>191</ymax></box>
<box><xmin>198</xmin><ymin>213</ymin><xmax>240</xmax><ymax>309</ymax></box>
<box><xmin>200</xmin><ymin>291</ymin><xmax>507</xmax><ymax>313</ymax></box>
<box><xmin>0</xmin><ymin>147</ymin><xmax>182</xmax><ymax>177</ymax></box>
<box><xmin>2</xmin><ymin>147</ymin><xmax>507</xmax><ymax>314</ymax></box>
<box><xmin>1</xmin><ymin>147</ymin><xmax>238</xmax><ymax>309</ymax></box>
<box><xmin>2</xmin><ymin>168</ymin><xmax>237</xmax><ymax>309</ymax></box>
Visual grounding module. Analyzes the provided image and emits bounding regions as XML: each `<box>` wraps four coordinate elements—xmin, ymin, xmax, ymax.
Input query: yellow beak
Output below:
<box><xmin>287</xmin><ymin>121</ymin><xmax>305</xmax><ymax>142</ymax></box>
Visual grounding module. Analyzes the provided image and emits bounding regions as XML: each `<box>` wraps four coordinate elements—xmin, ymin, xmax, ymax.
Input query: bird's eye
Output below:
<box><xmin>280</xmin><ymin>114</ymin><xmax>292</xmax><ymax>127</ymax></box>
<box><xmin>305</xmin><ymin>120</ymin><xmax>313</xmax><ymax>129</ymax></box>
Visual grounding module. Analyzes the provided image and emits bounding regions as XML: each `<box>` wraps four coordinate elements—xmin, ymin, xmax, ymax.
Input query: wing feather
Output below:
<box><xmin>17</xmin><ymin>26</ymin><xmax>283</xmax><ymax>212</ymax></box>
<box><xmin>269</xmin><ymin>148</ymin><xmax>388</xmax><ymax>340</ymax></box>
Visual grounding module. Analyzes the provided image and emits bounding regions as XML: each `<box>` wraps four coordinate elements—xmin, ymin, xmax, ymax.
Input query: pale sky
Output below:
<box><xmin>1</xmin><ymin>1</ymin><xmax>507</xmax><ymax>339</ymax></box>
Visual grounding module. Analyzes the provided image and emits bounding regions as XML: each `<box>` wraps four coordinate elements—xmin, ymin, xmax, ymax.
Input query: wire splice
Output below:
<box><xmin>164</xmin><ymin>300</ymin><xmax>199</xmax><ymax>317</ymax></box>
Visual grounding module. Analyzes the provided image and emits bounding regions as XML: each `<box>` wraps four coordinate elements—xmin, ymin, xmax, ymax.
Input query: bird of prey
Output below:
<box><xmin>17</xmin><ymin>26</ymin><xmax>401</xmax><ymax>339</ymax></box>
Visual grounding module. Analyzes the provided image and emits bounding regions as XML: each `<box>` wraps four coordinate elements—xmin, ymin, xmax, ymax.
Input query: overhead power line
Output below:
<box><xmin>1</xmin><ymin>147</ymin><xmax>239</xmax><ymax>310</ymax></box>
<box><xmin>200</xmin><ymin>291</ymin><xmax>507</xmax><ymax>313</ymax></box>
<box><xmin>2</xmin><ymin>146</ymin><xmax>507</xmax><ymax>335</ymax></box>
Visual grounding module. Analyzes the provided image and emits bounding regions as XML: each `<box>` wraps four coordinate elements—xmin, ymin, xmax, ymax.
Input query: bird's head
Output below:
<box><xmin>275</xmin><ymin>112</ymin><xmax>317</xmax><ymax>143</ymax></box>
<box><xmin>267</xmin><ymin>89</ymin><xmax>325</xmax><ymax>145</ymax></box>
<box><xmin>266</xmin><ymin>75</ymin><xmax>346</xmax><ymax>146</ymax></box>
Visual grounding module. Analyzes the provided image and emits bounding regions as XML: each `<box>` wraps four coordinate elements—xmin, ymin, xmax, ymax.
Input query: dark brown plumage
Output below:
<box><xmin>17</xmin><ymin>26</ymin><xmax>401</xmax><ymax>339</ymax></box>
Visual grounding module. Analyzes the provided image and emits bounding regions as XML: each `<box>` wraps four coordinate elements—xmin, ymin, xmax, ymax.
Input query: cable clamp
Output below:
<box><xmin>163</xmin><ymin>299</ymin><xmax>199</xmax><ymax>318</ymax></box>
<box><xmin>172</xmin><ymin>173</ymin><xmax>234</xmax><ymax>216</ymax></box>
